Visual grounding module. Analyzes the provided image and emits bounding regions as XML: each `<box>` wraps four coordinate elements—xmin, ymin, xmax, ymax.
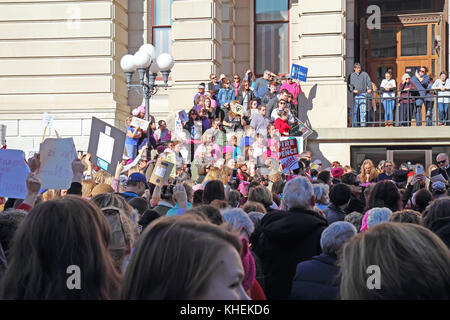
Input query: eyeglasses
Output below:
<box><xmin>234</xmin><ymin>77</ymin><xmax>240</xmax><ymax>79</ymax></box>
<box><xmin>437</xmin><ymin>160</ymin><xmax>447</xmax><ymax>164</ymax></box>
<box><xmin>420</xmin><ymin>70</ymin><xmax>426</xmax><ymax>73</ymax></box>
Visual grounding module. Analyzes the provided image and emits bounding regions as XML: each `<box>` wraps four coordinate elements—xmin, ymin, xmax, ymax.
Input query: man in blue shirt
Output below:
<box><xmin>119</xmin><ymin>172</ymin><xmax>148</xmax><ymax>202</ymax></box>
<box><xmin>253</xmin><ymin>70</ymin><xmax>274</xmax><ymax>100</ymax></box>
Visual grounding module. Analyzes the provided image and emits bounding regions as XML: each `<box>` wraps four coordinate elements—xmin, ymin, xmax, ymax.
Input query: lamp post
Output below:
<box><xmin>120</xmin><ymin>44</ymin><xmax>174</xmax><ymax>122</ymax></box>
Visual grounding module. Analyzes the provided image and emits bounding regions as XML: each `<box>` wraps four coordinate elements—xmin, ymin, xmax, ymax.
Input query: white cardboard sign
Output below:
<box><xmin>38</xmin><ymin>138</ymin><xmax>77</xmax><ymax>189</ymax></box>
<box><xmin>0</xmin><ymin>149</ymin><xmax>30</xmax><ymax>199</ymax></box>
<box><xmin>130</xmin><ymin>117</ymin><xmax>150</xmax><ymax>129</ymax></box>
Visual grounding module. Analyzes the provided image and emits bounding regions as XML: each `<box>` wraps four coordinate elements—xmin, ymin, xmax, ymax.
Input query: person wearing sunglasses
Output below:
<box><xmin>430</xmin><ymin>153</ymin><xmax>450</xmax><ymax>187</ymax></box>
<box><xmin>207</xmin><ymin>73</ymin><xmax>220</xmax><ymax>101</ymax></box>
<box><xmin>411</xmin><ymin>66</ymin><xmax>430</xmax><ymax>127</ymax></box>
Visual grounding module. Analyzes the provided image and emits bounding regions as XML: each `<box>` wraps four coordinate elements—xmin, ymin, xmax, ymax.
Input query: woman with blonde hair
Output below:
<box><xmin>358</xmin><ymin>159</ymin><xmax>378</xmax><ymax>184</ymax></box>
<box><xmin>340</xmin><ymin>223</ymin><xmax>450</xmax><ymax>299</ymax></box>
<box><xmin>121</xmin><ymin>215</ymin><xmax>249</xmax><ymax>300</ymax></box>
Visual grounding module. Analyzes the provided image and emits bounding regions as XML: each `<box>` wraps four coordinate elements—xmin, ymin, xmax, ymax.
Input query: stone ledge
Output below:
<box><xmin>313</xmin><ymin>127</ymin><xmax>450</xmax><ymax>142</ymax></box>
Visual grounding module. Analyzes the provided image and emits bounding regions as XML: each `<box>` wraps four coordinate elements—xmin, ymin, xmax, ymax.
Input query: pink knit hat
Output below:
<box><xmin>132</xmin><ymin>108</ymin><xmax>139</xmax><ymax>116</ymax></box>
<box><xmin>137</xmin><ymin>105</ymin><xmax>146</xmax><ymax>114</ymax></box>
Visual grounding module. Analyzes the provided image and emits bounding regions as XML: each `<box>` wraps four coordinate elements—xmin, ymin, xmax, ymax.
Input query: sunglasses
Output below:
<box><xmin>279</xmin><ymin>102</ymin><xmax>286</xmax><ymax>105</ymax></box>
<box><xmin>437</xmin><ymin>160</ymin><xmax>447</xmax><ymax>164</ymax></box>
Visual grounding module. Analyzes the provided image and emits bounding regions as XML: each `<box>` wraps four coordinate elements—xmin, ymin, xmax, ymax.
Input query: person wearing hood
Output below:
<box><xmin>254</xmin><ymin>176</ymin><xmax>328</xmax><ymax>300</ymax></box>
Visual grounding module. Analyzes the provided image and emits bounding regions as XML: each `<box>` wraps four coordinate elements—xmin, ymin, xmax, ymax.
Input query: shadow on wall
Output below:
<box><xmin>298</xmin><ymin>83</ymin><xmax>317</xmax><ymax>130</ymax></box>
<box><xmin>297</xmin><ymin>83</ymin><xmax>336</xmax><ymax>168</ymax></box>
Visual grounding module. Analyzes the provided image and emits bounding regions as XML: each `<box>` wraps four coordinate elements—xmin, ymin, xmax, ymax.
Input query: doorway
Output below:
<box><xmin>386</xmin><ymin>148</ymin><xmax>432</xmax><ymax>169</ymax></box>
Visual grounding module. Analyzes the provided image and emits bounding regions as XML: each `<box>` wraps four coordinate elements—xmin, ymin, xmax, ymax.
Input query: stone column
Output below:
<box><xmin>168</xmin><ymin>0</ymin><xmax>223</xmax><ymax>120</ymax></box>
<box><xmin>221</xmin><ymin>0</ymin><xmax>235</xmax><ymax>76</ymax></box>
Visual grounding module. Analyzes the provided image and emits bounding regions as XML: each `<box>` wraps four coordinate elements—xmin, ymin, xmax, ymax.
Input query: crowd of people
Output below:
<box><xmin>349</xmin><ymin>63</ymin><xmax>450</xmax><ymax>127</ymax></box>
<box><xmin>0</xmin><ymin>67</ymin><xmax>449</xmax><ymax>300</ymax></box>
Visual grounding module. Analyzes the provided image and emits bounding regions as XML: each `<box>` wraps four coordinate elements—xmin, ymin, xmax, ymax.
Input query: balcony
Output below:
<box><xmin>348</xmin><ymin>88</ymin><xmax>449</xmax><ymax>128</ymax></box>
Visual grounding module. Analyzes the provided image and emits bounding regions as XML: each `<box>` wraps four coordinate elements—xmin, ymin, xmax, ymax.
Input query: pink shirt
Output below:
<box><xmin>280</xmin><ymin>82</ymin><xmax>302</xmax><ymax>105</ymax></box>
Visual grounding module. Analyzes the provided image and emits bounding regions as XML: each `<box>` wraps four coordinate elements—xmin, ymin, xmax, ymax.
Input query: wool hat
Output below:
<box><xmin>132</xmin><ymin>108</ymin><xmax>140</xmax><ymax>116</ymax></box>
<box><xmin>137</xmin><ymin>105</ymin><xmax>146</xmax><ymax>114</ymax></box>
<box><xmin>127</xmin><ymin>172</ymin><xmax>149</xmax><ymax>189</ymax></box>
<box><xmin>331</xmin><ymin>167</ymin><xmax>344</xmax><ymax>178</ymax></box>
<box><xmin>431</xmin><ymin>181</ymin><xmax>446</xmax><ymax>193</ymax></box>
<box><xmin>91</xmin><ymin>183</ymin><xmax>114</xmax><ymax>197</ymax></box>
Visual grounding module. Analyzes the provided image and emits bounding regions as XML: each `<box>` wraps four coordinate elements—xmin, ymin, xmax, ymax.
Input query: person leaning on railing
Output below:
<box><xmin>380</xmin><ymin>71</ymin><xmax>396</xmax><ymax>127</ymax></box>
<box><xmin>431</xmin><ymin>71</ymin><xmax>450</xmax><ymax>126</ymax></box>
<box><xmin>398</xmin><ymin>74</ymin><xmax>418</xmax><ymax>127</ymax></box>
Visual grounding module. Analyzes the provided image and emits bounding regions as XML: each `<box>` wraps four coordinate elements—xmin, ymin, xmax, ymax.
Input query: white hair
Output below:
<box><xmin>222</xmin><ymin>208</ymin><xmax>255</xmax><ymax>236</ymax></box>
<box><xmin>313</xmin><ymin>184</ymin><xmax>329</xmax><ymax>202</ymax></box>
<box><xmin>320</xmin><ymin>221</ymin><xmax>357</xmax><ymax>256</ymax></box>
<box><xmin>282</xmin><ymin>176</ymin><xmax>314</xmax><ymax>211</ymax></box>
<box><xmin>367</xmin><ymin>207</ymin><xmax>392</xmax><ymax>229</ymax></box>
<box><xmin>402</xmin><ymin>73</ymin><xmax>411</xmax><ymax>81</ymax></box>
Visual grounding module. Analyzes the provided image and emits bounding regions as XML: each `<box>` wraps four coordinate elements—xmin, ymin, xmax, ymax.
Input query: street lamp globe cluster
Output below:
<box><xmin>120</xmin><ymin>43</ymin><xmax>174</xmax><ymax>121</ymax></box>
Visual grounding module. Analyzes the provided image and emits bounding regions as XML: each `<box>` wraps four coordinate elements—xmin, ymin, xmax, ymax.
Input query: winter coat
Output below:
<box><xmin>289</xmin><ymin>253</ymin><xmax>340</xmax><ymax>300</ymax></box>
<box><xmin>324</xmin><ymin>203</ymin><xmax>347</xmax><ymax>224</ymax></box>
<box><xmin>254</xmin><ymin>208</ymin><xmax>328</xmax><ymax>300</ymax></box>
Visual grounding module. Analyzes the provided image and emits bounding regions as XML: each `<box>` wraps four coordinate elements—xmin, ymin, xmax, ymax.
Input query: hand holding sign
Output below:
<box><xmin>26</xmin><ymin>172</ymin><xmax>42</xmax><ymax>194</ymax></box>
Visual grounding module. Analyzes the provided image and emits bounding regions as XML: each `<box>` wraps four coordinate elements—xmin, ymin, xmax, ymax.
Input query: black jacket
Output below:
<box><xmin>289</xmin><ymin>253</ymin><xmax>340</xmax><ymax>300</ymax></box>
<box><xmin>255</xmin><ymin>208</ymin><xmax>328</xmax><ymax>300</ymax></box>
<box><xmin>324</xmin><ymin>204</ymin><xmax>347</xmax><ymax>224</ymax></box>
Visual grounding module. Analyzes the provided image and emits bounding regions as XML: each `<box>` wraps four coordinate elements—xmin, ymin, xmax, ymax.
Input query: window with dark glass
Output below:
<box><xmin>401</xmin><ymin>26</ymin><xmax>427</xmax><ymax>56</ymax></box>
<box><xmin>370</xmin><ymin>28</ymin><xmax>397</xmax><ymax>58</ymax></box>
<box><xmin>255</xmin><ymin>0</ymin><xmax>289</xmax><ymax>75</ymax></box>
<box><xmin>152</xmin><ymin>0</ymin><xmax>173</xmax><ymax>56</ymax></box>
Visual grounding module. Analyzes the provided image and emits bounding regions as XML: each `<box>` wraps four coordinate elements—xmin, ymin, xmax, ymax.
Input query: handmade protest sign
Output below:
<box><xmin>178</xmin><ymin>110</ymin><xmax>188</xmax><ymax>123</ymax></box>
<box><xmin>279</xmin><ymin>139</ymin><xmax>299</xmax><ymax>173</ymax></box>
<box><xmin>0</xmin><ymin>149</ymin><xmax>30</xmax><ymax>199</ymax></box>
<box><xmin>130</xmin><ymin>117</ymin><xmax>150</xmax><ymax>130</ymax></box>
<box><xmin>149</xmin><ymin>157</ymin><xmax>174</xmax><ymax>186</ymax></box>
<box><xmin>166</xmin><ymin>152</ymin><xmax>177</xmax><ymax>178</ymax></box>
<box><xmin>87</xmin><ymin>117</ymin><xmax>126</xmax><ymax>175</ymax></box>
<box><xmin>38</xmin><ymin>138</ymin><xmax>77</xmax><ymax>189</ymax></box>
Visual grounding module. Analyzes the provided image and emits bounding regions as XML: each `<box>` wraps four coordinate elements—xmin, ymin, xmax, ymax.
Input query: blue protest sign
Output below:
<box><xmin>290</xmin><ymin>64</ymin><xmax>308</xmax><ymax>82</ymax></box>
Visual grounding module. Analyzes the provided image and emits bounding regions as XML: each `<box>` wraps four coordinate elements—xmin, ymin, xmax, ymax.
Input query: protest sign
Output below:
<box><xmin>281</xmin><ymin>136</ymin><xmax>304</xmax><ymax>155</ymax></box>
<box><xmin>0</xmin><ymin>149</ymin><xmax>30</xmax><ymax>198</ymax></box>
<box><xmin>279</xmin><ymin>139</ymin><xmax>300</xmax><ymax>173</ymax></box>
<box><xmin>149</xmin><ymin>157</ymin><xmax>174</xmax><ymax>186</ymax></box>
<box><xmin>87</xmin><ymin>117</ymin><xmax>126</xmax><ymax>175</ymax></box>
<box><xmin>38</xmin><ymin>138</ymin><xmax>77</xmax><ymax>189</ymax></box>
<box><xmin>289</xmin><ymin>120</ymin><xmax>313</xmax><ymax>140</ymax></box>
<box><xmin>42</xmin><ymin>112</ymin><xmax>55</xmax><ymax>128</ymax></box>
<box><xmin>178</xmin><ymin>110</ymin><xmax>188</xmax><ymax>123</ymax></box>
<box><xmin>130</xmin><ymin>117</ymin><xmax>150</xmax><ymax>129</ymax></box>
<box><xmin>280</xmin><ymin>156</ymin><xmax>299</xmax><ymax>173</ymax></box>
<box><xmin>290</xmin><ymin>64</ymin><xmax>308</xmax><ymax>82</ymax></box>
<box><xmin>166</xmin><ymin>152</ymin><xmax>177</xmax><ymax>178</ymax></box>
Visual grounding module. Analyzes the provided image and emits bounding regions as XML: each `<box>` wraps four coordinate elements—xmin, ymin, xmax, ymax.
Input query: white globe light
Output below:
<box><xmin>149</xmin><ymin>59</ymin><xmax>160</xmax><ymax>74</ymax></box>
<box><xmin>140</xmin><ymin>44</ymin><xmax>156</xmax><ymax>61</ymax></box>
<box><xmin>120</xmin><ymin>54</ymin><xmax>136</xmax><ymax>72</ymax></box>
<box><xmin>133</xmin><ymin>50</ymin><xmax>152</xmax><ymax>68</ymax></box>
<box><xmin>156</xmin><ymin>53</ymin><xmax>174</xmax><ymax>71</ymax></box>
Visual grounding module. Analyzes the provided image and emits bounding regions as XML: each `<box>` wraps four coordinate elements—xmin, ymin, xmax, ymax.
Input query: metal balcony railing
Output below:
<box><xmin>349</xmin><ymin>88</ymin><xmax>450</xmax><ymax>127</ymax></box>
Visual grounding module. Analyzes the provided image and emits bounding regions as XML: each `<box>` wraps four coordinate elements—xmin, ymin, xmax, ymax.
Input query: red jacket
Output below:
<box><xmin>274</xmin><ymin>118</ymin><xmax>290</xmax><ymax>136</ymax></box>
<box><xmin>398</xmin><ymin>81</ymin><xmax>418</xmax><ymax>103</ymax></box>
